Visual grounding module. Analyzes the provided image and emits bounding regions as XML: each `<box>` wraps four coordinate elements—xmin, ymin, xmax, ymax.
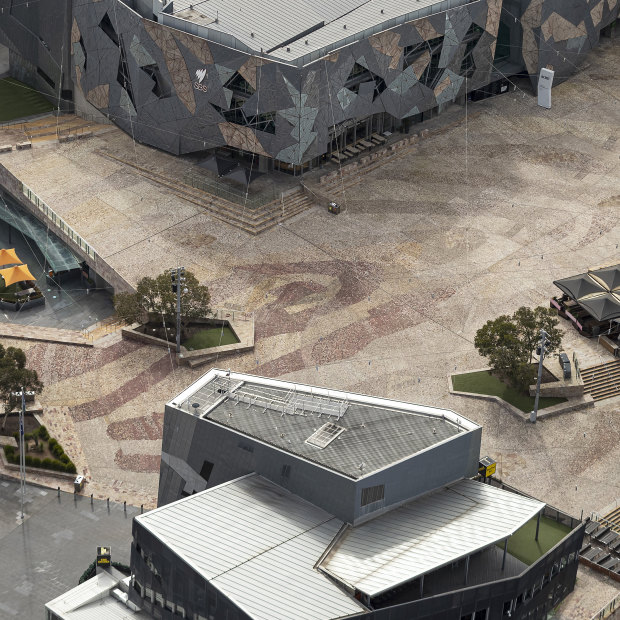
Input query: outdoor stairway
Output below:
<box><xmin>603</xmin><ymin>506</ymin><xmax>620</xmax><ymax>534</ymax></box>
<box><xmin>580</xmin><ymin>359</ymin><xmax>620</xmax><ymax>401</ymax></box>
<box><xmin>97</xmin><ymin>150</ymin><xmax>314</xmax><ymax>235</ymax></box>
<box><xmin>0</xmin><ymin>113</ymin><xmax>109</xmax><ymax>143</ymax></box>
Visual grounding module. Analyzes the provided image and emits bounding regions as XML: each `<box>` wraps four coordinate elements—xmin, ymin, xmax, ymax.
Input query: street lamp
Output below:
<box><xmin>530</xmin><ymin>329</ymin><xmax>549</xmax><ymax>423</ymax></box>
<box><xmin>170</xmin><ymin>267</ymin><xmax>186</xmax><ymax>354</ymax></box>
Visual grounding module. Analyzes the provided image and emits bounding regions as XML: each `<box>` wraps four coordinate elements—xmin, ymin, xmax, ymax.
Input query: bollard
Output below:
<box><xmin>107</xmin><ymin>498</ymin><xmax>110</xmax><ymax>508</ymax></box>
<box><xmin>90</xmin><ymin>493</ymin><xmax>93</xmax><ymax>505</ymax></box>
<box><xmin>124</xmin><ymin>500</ymin><xmax>126</xmax><ymax>512</ymax></box>
<box><xmin>57</xmin><ymin>486</ymin><xmax>60</xmax><ymax>497</ymax></box>
<box><xmin>141</xmin><ymin>504</ymin><xmax>143</xmax><ymax>514</ymax></box>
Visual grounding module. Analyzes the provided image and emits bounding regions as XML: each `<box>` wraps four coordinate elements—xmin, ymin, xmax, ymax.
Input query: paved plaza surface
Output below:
<box><xmin>0</xmin><ymin>39</ymin><xmax>618</xmax><ymax>618</ymax></box>
<box><xmin>0</xmin><ymin>477</ymin><xmax>136</xmax><ymax>618</ymax></box>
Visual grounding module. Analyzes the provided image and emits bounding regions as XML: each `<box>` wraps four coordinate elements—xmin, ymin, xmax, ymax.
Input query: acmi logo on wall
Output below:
<box><xmin>194</xmin><ymin>68</ymin><xmax>207</xmax><ymax>92</ymax></box>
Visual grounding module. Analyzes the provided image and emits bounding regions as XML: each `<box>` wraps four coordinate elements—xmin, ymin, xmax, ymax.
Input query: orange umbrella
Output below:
<box><xmin>0</xmin><ymin>264</ymin><xmax>36</xmax><ymax>286</ymax></box>
<box><xmin>0</xmin><ymin>248</ymin><xmax>22</xmax><ymax>267</ymax></box>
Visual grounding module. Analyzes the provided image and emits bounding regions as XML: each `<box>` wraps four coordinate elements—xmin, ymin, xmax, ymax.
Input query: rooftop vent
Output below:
<box><xmin>306</xmin><ymin>422</ymin><xmax>345</xmax><ymax>449</ymax></box>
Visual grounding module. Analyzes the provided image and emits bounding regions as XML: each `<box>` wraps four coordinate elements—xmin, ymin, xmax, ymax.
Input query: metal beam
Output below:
<box><xmin>502</xmin><ymin>537</ymin><xmax>508</xmax><ymax>570</ymax></box>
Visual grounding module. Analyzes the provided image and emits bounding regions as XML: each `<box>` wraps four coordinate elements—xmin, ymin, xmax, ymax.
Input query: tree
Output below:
<box><xmin>0</xmin><ymin>344</ymin><xmax>43</xmax><ymax>428</ymax></box>
<box><xmin>113</xmin><ymin>270</ymin><xmax>211</xmax><ymax>338</ymax></box>
<box><xmin>474</xmin><ymin>306</ymin><xmax>562</xmax><ymax>392</ymax></box>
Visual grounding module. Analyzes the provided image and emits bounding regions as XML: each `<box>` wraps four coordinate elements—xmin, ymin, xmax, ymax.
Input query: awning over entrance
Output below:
<box><xmin>0</xmin><ymin>194</ymin><xmax>80</xmax><ymax>273</ymax></box>
<box><xmin>554</xmin><ymin>263</ymin><xmax>620</xmax><ymax>322</ymax></box>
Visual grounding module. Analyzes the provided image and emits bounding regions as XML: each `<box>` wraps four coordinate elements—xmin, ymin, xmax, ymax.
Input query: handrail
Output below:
<box><xmin>19</xmin><ymin>181</ymin><xmax>98</xmax><ymax>261</ymax></box>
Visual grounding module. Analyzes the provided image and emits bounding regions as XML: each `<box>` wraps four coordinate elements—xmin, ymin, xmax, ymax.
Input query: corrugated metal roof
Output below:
<box><xmin>136</xmin><ymin>475</ymin><xmax>366</xmax><ymax>620</ymax></box>
<box><xmin>320</xmin><ymin>479</ymin><xmax>545</xmax><ymax>597</ymax></box>
<box><xmin>45</xmin><ymin>572</ymin><xmax>148</xmax><ymax>619</ymax></box>
<box><xmin>171</xmin><ymin>371</ymin><xmax>477</xmax><ymax>480</ymax></box>
<box><xmin>46</xmin><ymin>571</ymin><xmax>118</xmax><ymax>614</ymax></box>
<box><xmin>161</xmin><ymin>0</ymin><xmax>470</xmax><ymax>64</ymax></box>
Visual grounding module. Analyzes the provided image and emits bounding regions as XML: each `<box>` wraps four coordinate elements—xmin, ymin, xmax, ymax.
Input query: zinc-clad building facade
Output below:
<box><xmin>0</xmin><ymin>0</ymin><xmax>617</xmax><ymax>172</ymax></box>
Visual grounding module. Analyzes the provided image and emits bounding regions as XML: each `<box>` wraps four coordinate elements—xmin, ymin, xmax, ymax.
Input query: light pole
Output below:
<box><xmin>530</xmin><ymin>329</ymin><xmax>549</xmax><ymax>424</ymax></box>
<box><xmin>19</xmin><ymin>386</ymin><xmax>26</xmax><ymax>519</ymax></box>
<box><xmin>170</xmin><ymin>267</ymin><xmax>186</xmax><ymax>354</ymax></box>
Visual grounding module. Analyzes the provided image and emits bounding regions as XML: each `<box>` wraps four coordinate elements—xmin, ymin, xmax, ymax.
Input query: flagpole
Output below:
<box><xmin>19</xmin><ymin>386</ymin><xmax>25</xmax><ymax>520</ymax></box>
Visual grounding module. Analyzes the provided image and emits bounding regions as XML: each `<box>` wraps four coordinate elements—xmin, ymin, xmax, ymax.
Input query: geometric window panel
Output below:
<box><xmin>306</xmin><ymin>423</ymin><xmax>345</xmax><ymax>449</ymax></box>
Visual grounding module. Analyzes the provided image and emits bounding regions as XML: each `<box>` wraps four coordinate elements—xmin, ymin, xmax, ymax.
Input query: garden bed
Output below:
<box><xmin>0</xmin><ymin>281</ymin><xmax>45</xmax><ymax>311</ymax></box>
<box><xmin>2</xmin><ymin>424</ymin><xmax>77</xmax><ymax>474</ymax></box>
<box><xmin>452</xmin><ymin>370</ymin><xmax>566</xmax><ymax>413</ymax></box>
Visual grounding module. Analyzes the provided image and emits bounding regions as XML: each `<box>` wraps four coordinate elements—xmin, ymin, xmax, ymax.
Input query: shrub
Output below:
<box><xmin>25</xmin><ymin>455</ymin><xmax>33</xmax><ymax>466</ymax></box>
<box><xmin>48</xmin><ymin>437</ymin><xmax>57</xmax><ymax>449</ymax></box>
<box><xmin>65</xmin><ymin>462</ymin><xmax>77</xmax><ymax>474</ymax></box>
<box><xmin>52</xmin><ymin>443</ymin><xmax>64</xmax><ymax>458</ymax></box>
<box><xmin>42</xmin><ymin>458</ymin><xmax>54</xmax><ymax>468</ymax></box>
<box><xmin>3</xmin><ymin>444</ymin><xmax>15</xmax><ymax>461</ymax></box>
<box><xmin>37</xmin><ymin>425</ymin><xmax>49</xmax><ymax>441</ymax></box>
<box><xmin>60</xmin><ymin>453</ymin><xmax>70</xmax><ymax>464</ymax></box>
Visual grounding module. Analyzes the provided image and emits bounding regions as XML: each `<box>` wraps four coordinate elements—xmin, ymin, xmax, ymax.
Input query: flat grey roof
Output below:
<box><xmin>169</xmin><ymin>370</ymin><xmax>479</xmax><ymax>479</ymax></box>
<box><xmin>136</xmin><ymin>474</ymin><xmax>366</xmax><ymax>620</ymax></box>
<box><xmin>320</xmin><ymin>478</ymin><xmax>545</xmax><ymax>597</ymax></box>
<box><xmin>160</xmin><ymin>0</ymin><xmax>470</xmax><ymax>65</ymax></box>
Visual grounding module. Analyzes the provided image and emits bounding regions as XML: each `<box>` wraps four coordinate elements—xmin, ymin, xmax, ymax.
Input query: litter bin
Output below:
<box><xmin>328</xmin><ymin>201</ymin><xmax>341</xmax><ymax>215</ymax></box>
<box><xmin>74</xmin><ymin>475</ymin><xmax>85</xmax><ymax>493</ymax></box>
<box><xmin>558</xmin><ymin>352</ymin><xmax>571</xmax><ymax>380</ymax></box>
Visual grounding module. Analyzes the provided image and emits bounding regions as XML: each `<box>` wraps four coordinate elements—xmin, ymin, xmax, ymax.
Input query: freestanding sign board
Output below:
<box><xmin>538</xmin><ymin>68</ymin><xmax>554</xmax><ymax>108</ymax></box>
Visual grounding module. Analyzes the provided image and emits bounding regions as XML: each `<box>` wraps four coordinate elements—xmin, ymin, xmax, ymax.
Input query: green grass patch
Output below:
<box><xmin>452</xmin><ymin>370</ymin><xmax>566</xmax><ymax>413</ymax></box>
<box><xmin>502</xmin><ymin>516</ymin><xmax>572</xmax><ymax>565</ymax></box>
<box><xmin>0</xmin><ymin>282</ymin><xmax>19</xmax><ymax>302</ymax></box>
<box><xmin>0</xmin><ymin>77</ymin><xmax>55</xmax><ymax>122</ymax></box>
<box><xmin>183</xmin><ymin>326</ymin><xmax>239</xmax><ymax>350</ymax></box>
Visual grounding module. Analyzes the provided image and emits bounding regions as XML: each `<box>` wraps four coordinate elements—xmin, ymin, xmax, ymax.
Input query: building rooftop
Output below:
<box><xmin>136</xmin><ymin>474</ymin><xmax>366</xmax><ymax>620</ymax></box>
<box><xmin>137</xmin><ymin>474</ymin><xmax>548</xmax><ymax>616</ymax></box>
<box><xmin>160</xmin><ymin>0</ymin><xmax>470</xmax><ymax>65</ymax></box>
<box><xmin>45</xmin><ymin>572</ymin><xmax>149</xmax><ymax>619</ymax></box>
<box><xmin>319</xmin><ymin>478</ymin><xmax>545</xmax><ymax>597</ymax></box>
<box><xmin>168</xmin><ymin>369</ymin><xmax>479</xmax><ymax>480</ymax></box>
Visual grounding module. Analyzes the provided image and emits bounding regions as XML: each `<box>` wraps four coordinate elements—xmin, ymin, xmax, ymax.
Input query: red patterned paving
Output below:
<box><xmin>71</xmin><ymin>354</ymin><xmax>175</xmax><ymax>422</ymax></box>
<box><xmin>107</xmin><ymin>412</ymin><xmax>165</xmax><ymax>440</ymax></box>
<box><xmin>115</xmin><ymin>449</ymin><xmax>161</xmax><ymax>472</ymax></box>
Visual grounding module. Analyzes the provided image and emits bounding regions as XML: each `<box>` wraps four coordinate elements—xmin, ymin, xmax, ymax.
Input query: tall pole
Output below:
<box><xmin>530</xmin><ymin>329</ymin><xmax>549</xmax><ymax>424</ymax></box>
<box><xmin>171</xmin><ymin>267</ymin><xmax>185</xmax><ymax>355</ymax></box>
<box><xmin>176</xmin><ymin>268</ymin><xmax>181</xmax><ymax>355</ymax></box>
<box><xmin>19</xmin><ymin>387</ymin><xmax>26</xmax><ymax>519</ymax></box>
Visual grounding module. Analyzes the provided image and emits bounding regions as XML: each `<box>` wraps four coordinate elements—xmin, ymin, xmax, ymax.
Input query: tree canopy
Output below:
<box><xmin>474</xmin><ymin>306</ymin><xmax>562</xmax><ymax>392</ymax></box>
<box><xmin>0</xmin><ymin>344</ymin><xmax>43</xmax><ymax>420</ymax></box>
<box><xmin>113</xmin><ymin>270</ymin><xmax>212</xmax><ymax>336</ymax></box>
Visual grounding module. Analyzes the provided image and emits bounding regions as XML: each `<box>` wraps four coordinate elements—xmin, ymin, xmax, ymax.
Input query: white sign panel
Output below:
<box><xmin>538</xmin><ymin>68</ymin><xmax>554</xmax><ymax>109</ymax></box>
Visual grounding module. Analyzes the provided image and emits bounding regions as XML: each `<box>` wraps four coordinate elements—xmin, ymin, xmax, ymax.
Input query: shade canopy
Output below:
<box><xmin>554</xmin><ymin>263</ymin><xmax>620</xmax><ymax>321</ymax></box>
<box><xmin>0</xmin><ymin>264</ymin><xmax>36</xmax><ymax>286</ymax></box>
<box><xmin>553</xmin><ymin>273</ymin><xmax>603</xmax><ymax>300</ymax></box>
<box><xmin>0</xmin><ymin>248</ymin><xmax>21</xmax><ymax>267</ymax></box>
<box><xmin>577</xmin><ymin>293</ymin><xmax>620</xmax><ymax>322</ymax></box>
<box><xmin>589</xmin><ymin>266</ymin><xmax>620</xmax><ymax>292</ymax></box>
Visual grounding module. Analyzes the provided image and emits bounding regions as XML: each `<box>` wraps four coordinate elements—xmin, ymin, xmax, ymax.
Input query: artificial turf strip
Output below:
<box><xmin>503</xmin><ymin>516</ymin><xmax>572</xmax><ymax>565</ymax></box>
<box><xmin>451</xmin><ymin>370</ymin><xmax>566</xmax><ymax>413</ymax></box>
<box><xmin>0</xmin><ymin>78</ymin><xmax>55</xmax><ymax>122</ymax></box>
<box><xmin>182</xmin><ymin>326</ymin><xmax>239</xmax><ymax>350</ymax></box>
